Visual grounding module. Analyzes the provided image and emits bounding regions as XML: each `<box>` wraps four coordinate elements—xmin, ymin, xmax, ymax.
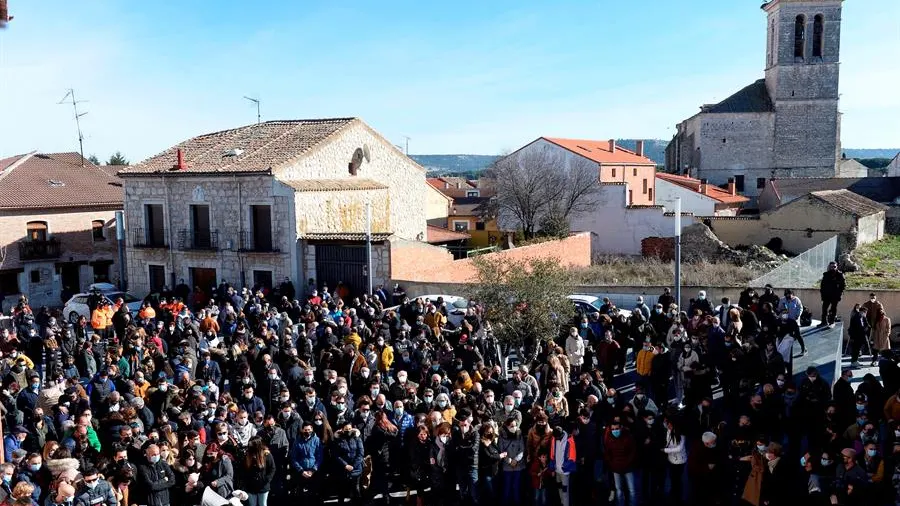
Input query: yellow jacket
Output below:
<box><xmin>636</xmin><ymin>349</ymin><xmax>655</xmax><ymax>377</ymax></box>
<box><xmin>344</xmin><ymin>332</ymin><xmax>362</xmax><ymax>350</ymax></box>
<box><xmin>378</xmin><ymin>346</ymin><xmax>394</xmax><ymax>372</ymax></box>
<box><xmin>90</xmin><ymin>308</ymin><xmax>105</xmax><ymax>330</ymax></box>
<box><xmin>6</xmin><ymin>355</ymin><xmax>35</xmax><ymax>370</ymax></box>
<box><xmin>424</xmin><ymin>312</ymin><xmax>447</xmax><ymax>336</ymax></box>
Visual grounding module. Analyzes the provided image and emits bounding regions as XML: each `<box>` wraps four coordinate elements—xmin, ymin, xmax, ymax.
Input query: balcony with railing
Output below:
<box><xmin>131</xmin><ymin>228</ymin><xmax>167</xmax><ymax>249</ymax></box>
<box><xmin>178</xmin><ymin>229</ymin><xmax>219</xmax><ymax>251</ymax></box>
<box><xmin>18</xmin><ymin>238</ymin><xmax>61</xmax><ymax>261</ymax></box>
<box><xmin>238</xmin><ymin>231</ymin><xmax>279</xmax><ymax>253</ymax></box>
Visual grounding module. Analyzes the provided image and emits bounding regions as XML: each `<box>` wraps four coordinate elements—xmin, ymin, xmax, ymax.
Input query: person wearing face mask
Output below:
<box><xmin>134</xmin><ymin>445</ymin><xmax>175</xmax><ymax>506</ymax></box>
<box><xmin>15</xmin><ymin>453</ymin><xmax>49</xmax><ymax>503</ymax></box>
<box><xmin>435</xmin><ymin>393</ymin><xmax>456</xmax><ymax>425</ymax></box>
<box><xmin>675</xmin><ymin>342</ymin><xmax>699</xmax><ymax>409</ymax></box>
<box><xmin>289</xmin><ymin>421</ymin><xmax>324</xmax><ymax>502</ymax></box>
<box><xmin>195</xmin><ymin>443</ymin><xmax>234</xmax><ymax>499</ymax></box>
<box><xmin>833</xmin><ymin>448</ymin><xmax>867</xmax><ymax>502</ymax></box>
<box><xmin>75</xmin><ymin>466</ymin><xmax>117</xmax><ymax>506</ymax></box>
<box><xmin>604</xmin><ymin>421</ymin><xmax>637</xmax><ymax>506</ymax></box>
<box><xmin>238</xmin><ymin>385</ymin><xmax>266</xmax><ymax>418</ymax></box>
<box><xmin>565</xmin><ymin>326</ymin><xmax>586</xmax><ymax>381</ymax></box>
<box><xmin>274</xmin><ymin>401</ymin><xmax>302</xmax><ymax>444</ymax></box>
<box><xmin>544</xmin><ymin>388</ymin><xmax>569</xmax><ymax>423</ymax></box>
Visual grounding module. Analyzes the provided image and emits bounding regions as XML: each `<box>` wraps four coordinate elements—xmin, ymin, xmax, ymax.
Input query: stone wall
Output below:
<box><xmin>123</xmin><ymin>175</ymin><xmax>295</xmax><ymax>296</ymax></box>
<box><xmin>294</xmin><ymin>188</ymin><xmax>391</xmax><ymax>236</ymax></box>
<box><xmin>276</xmin><ymin>120</ymin><xmax>427</xmax><ymax>241</ymax></box>
<box><xmin>390</xmin><ymin>233</ymin><xmax>592</xmax><ymax>284</ymax></box>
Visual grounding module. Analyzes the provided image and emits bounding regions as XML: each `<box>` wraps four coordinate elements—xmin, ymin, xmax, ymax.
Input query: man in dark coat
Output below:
<box><xmin>819</xmin><ymin>261</ymin><xmax>846</xmax><ymax>327</ymax></box>
<box><xmin>136</xmin><ymin>444</ymin><xmax>175</xmax><ymax>506</ymax></box>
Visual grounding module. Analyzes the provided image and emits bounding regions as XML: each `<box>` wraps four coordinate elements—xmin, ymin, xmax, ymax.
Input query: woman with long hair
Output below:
<box><xmin>662</xmin><ymin>417</ymin><xmax>687</xmax><ymax>506</ymax></box>
<box><xmin>311</xmin><ymin>409</ymin><xmax>334</xmax><ymax>445</ymax></box>
<box><xmin>407</xmin><ymin>425</ymin><xmax>433</xmax><ymax>506</ymax></box>
<box><xmin>367</xmin><ymin>410</ymin><xmax>398</xmax><ymax>505</ymax></box>
<box><xmin>242</xmin><ymin>437</ymin><xmax>275</xmax><ymax>506</ymax></box>
<box><xmin>172</xmin><ymin>449</ymin><xmax>203</xmax><ymax>506</ymax></box>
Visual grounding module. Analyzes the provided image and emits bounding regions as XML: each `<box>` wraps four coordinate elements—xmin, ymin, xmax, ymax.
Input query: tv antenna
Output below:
<box><xmin>58</xmin><ymin>89</ymin><xmax>88</xmax><ymax>166</ymax></box>
<box><xmin>402</xmin><ymin>135</ymin><xmax>411</xmax><ymax>155</ymax></box>
<box><xmin>243</xmin><ymin>96</ymin><xmax>260</xmax><ymax>124</ymax></box>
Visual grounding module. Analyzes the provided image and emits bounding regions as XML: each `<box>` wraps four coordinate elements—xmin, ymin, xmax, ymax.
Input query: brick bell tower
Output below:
<box><xmin>763</xmin><ymin>0</ymin><xmax>843</xmax><ymax>177</ymax></box>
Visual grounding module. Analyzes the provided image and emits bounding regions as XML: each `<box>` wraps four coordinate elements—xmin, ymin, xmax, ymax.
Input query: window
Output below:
<box><xmin>475</xmin><ymin>222</ymin><xmax>486</xmax><ymax>231</ymax></box>
<box><xmin>26</xmin><ymin>221</ymin><xmax>48</xmax><ymax>242</ymax></box>
<box><xmin>466</xmin><ymin>190</ymin><xmax>480</xmax><ymax>197</ymax></box>
<box><xmin>628</xmin><ymin>190</ymin><xmax>633</xmax><ymax>205</ymax></box>
<box><xmin>612</xmin><ymin>168</ymin><xmax>616</xmax><ymax>178</ymax></box>
<box><xmin>92</xmin><ymin>220</ymin><xmax>106</xmax><ymax>241</ymax></box>
<box><xmin>813</xmin><ymin>14</ymin><xmax>824</xmax><ymax>57</ymax></box>
<box><xmin>250</xmin><ymin>205</ymin><xmax>273</xmax><ymax>251</ymax></box>
<box><xmin>794</xmin><ymin>15</ymin><xmax>806</xmax><ymax>59</ymax></box>
<box><xmin>190</xmin><ymin>204</ymin><xmax>211</xmax><ymax>248</ymax></box>
<box><xmin>253</xmin><ymin>270</ymin><xmax>273</xmax><ymax>289</ymax></box>
<box><xmin>734</xmin><ymin>175</ymin><xmax>745</xmax><ymax>192</ymax></box>
<box><xmin>148</xmin><ymin>265</ymin><xmax>166</xmax><ymax>292</ymax></box>
<box><xmin>757</xmin><ymin>177</ymin><xmax>767</xmax><ymax>189</ymax></box>
<box><xmin>92</xmin><ymin>262</ymin><xmax>110</xmax><ymax>283</ymax></box>
<box><xmin>768</xmin><ymin>19</ymin><xmax>775</xmax><ymax>66</ymax></box>
<box><xmin>642</xmin><ymin>179</ymin><xmax>648</xmax><ymax>194</ymax></box>
<box><xmin>453</xmin><ymin>220</ymin><xmax>470</xmax><ymax>232</ymax></box>
<box><xmin>648</xmin><ymin>188</ymin><xmax>653</xmax><ymax>201</ymax></box>
<box><xmin>0</xmin><ymin>271</ymin><xmax>20</xmax><ymax>294</ymax></box>
<box><xmin>633</xmin><ymin>168</ymin><xmax>637</xmax><ymax>176</ymax></box>
<box><xmin>30</xmin><ymin>270</ymin><xmax>40</xmax><ymax>284</ymax></box>
<box><xmin>145</xmin><ymin>204</ymin><xmax>165</xmax><ymax>246</ymax></box>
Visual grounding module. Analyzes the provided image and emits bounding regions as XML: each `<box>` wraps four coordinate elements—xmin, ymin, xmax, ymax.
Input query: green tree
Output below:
<box><xmin>467</xmin><ymin>255</ymin><xmax>575</xmax><ymax>346</ymax></box>
<box><xmin>87</xmin><ymin>154</ymin><xmax>100</xmax><ymax>165</ymax></box>
<box><xmin>107</xmin><ymin>151</ymin><xmax>129</xmax><ymax>166</ymax></box>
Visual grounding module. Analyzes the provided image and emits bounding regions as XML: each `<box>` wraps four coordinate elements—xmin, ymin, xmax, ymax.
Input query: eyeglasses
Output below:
<box><xmin>216</xmin><ymin>432</ymin><xmax>228</xmax><ymax>436</ymax></box>
<box><xmin>84</xmin><ymin>477</ymin><xmax>99</xmax><ymax>484</ymax></box>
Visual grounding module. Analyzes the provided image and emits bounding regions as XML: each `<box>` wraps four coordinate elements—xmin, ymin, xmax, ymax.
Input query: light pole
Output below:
<box><xmin>674</xmin><ymin>197</ymin><xmax>682</xmax><ymax>311</ymax></box>
<box><xmin>366</xmin><ymin>201</ymin><xmax>373</xmax><ymax>295</ymax></box>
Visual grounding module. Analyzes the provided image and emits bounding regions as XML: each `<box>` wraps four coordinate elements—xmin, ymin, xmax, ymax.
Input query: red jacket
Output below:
<box><xmin>603</xmin><ymin>427</ymin><xmax>637</xmax><ymax>474</ymax></box>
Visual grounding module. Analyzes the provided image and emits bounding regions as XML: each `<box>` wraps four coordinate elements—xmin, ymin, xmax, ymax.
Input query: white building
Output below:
<box><xmin>655</xmin><ymin>173</ymin><xmax>749</xmax><ymax>216</ymax></box>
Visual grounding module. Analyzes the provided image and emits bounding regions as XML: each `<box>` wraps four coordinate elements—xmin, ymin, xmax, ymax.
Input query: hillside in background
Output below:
<box><xmin>844</xmin><ymin>148</ymin><xmax>900</xmax><ymax>160</ymax></box>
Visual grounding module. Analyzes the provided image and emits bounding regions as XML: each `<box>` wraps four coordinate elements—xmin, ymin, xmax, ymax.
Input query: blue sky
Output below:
<box><xmin>0</xmin><ymin>0</ymin><xmax>897</xmax><ymax>161</ymax></box>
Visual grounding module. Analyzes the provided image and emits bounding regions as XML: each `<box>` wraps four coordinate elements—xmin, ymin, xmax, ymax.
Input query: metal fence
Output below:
<box><xmin>750</xmin><ymin>236</ymin><xmax>838</xmax><ymax>289</ymax></box>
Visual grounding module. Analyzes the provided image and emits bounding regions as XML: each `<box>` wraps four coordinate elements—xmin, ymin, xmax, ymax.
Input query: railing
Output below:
<box><xmin>18</xmin><ymin>238</ymin><xmax>61</xmax><ymax>261</ymax></box>
<box><xmin>750</xmin><ymin>236</ymin><xmax>838</xmax><ymax>289</ymax></box>
<box><xmin>238</xmin><ymin>231</ymin><xmax>279</xmax><ymax>253</ymax></box>
<box><xmin>178</xmin><ymin>229</ymin><xmax>219</xmax><ymax>251</ymax></box>
<box><xmin>131</xmin><ymin>228</ymin><xmax>167</xmax><ymax>248</ymax></box>
<box><xmin>466</xmin><ymin>246</ymin><xmax>499</xmax><ymax>258</ymax></box>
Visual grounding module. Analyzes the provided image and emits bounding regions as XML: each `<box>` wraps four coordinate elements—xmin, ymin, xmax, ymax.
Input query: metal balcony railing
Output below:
<box><xmin>239</xmin><ymin>231</ymin><xmax>278</xmax><ymax>252</ymax></box>
<box><xmin>18</xmin><ymin>238</ymin><xmax>61</xmax><ymax>261</ymax></box>
<box><xmin>131</xmin><ymin>228</ymin><xmax>167</xmax><ymax>248</ymax></box>
<box><xmin>178</xmin><ymin>229</ymin><xmax>219</xmax><ymax>251</ymax></box>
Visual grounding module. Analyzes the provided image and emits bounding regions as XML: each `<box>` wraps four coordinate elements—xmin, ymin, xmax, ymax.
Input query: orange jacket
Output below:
<box><xmin>90</xmin><ymin>308</ymin><xmax>105</xmax><ymax>330</ymax></box>
<box><xmin>139</xmin><ymin>307</ymin><xmax>156</xmax><ymax>320</ymax></box>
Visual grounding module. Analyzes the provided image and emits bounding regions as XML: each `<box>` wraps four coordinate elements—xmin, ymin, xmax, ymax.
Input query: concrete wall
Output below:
<box><xmin>425</xmin><ymin>184</ymin><xmax>451</xmax><ymax>223</ymax></box>
<box><xmin>570</xmin><ymin>184</ymin><xmax>690</xmax><ymax>257</ymax></box>
<box><xmin>276</xmin><ymin>120</ymin><xmax>427</xmax><ymax>241</ymax></box>
<box><xmin>123</xmin><ymin>175</ymin><xmax>295</xmax><ymax>296</ymax></box>
<box><xmin>0</xmin><ymin>208</ymin><xmax>120</xmax><ymax>307</ymax></box>
<box><xmin>654</xmin><ymin>177</ymin><xmax>717</xmax><ymax>216</ymax></box>
<box><xmin>390</xmin><ymin>233</ymin><xmax>592</xmax><ymax>284</ymax></box>
<box><xmin>857</xmin><ymin>212</ymin><xmax>885</xmax><ymax>246</ymax></box>
<box><xmin>888</xmin><ymin>155</ymin><xmax>900</xmax><ymax>178</ymax></box>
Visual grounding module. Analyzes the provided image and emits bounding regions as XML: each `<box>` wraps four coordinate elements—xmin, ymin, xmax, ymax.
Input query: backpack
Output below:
<box><xmin>800</xmin><ymin>307</ymin><xmax>813</xmax><ymax>327</ymax></box>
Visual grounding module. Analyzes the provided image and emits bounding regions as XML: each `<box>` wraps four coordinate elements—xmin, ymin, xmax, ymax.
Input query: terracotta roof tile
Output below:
<box><xmin>426</xmin><ymin>225</ymin><xmax>470</xmax><ymax>243</ymax></box>
<box><xmin>281</xmin><ymin>178</ymin><xmax>387</xmax><ymax>192</ymax></box>
<box><xmin>656</xmin><ymin>173</ymin><xmax>749</xmax><ymax>205</ymax></box>
<box><xmin>119</xmin><ymin>118</ymin><xmax>356</xmax><ymax>175</ymax></box>
<box><xmin>542</xmin><ymin>138</ymin><xmax>655</xmax><ymax>165</ymax></box>
<box><xmin>808</xmin><ymin>189</ymin><xmax>887</xmax><ymax>217</ymax></box>
<box><xmin>0</xmin><ymin>152</ymin><xmax>122</xmax><ymax>210</ymax></box>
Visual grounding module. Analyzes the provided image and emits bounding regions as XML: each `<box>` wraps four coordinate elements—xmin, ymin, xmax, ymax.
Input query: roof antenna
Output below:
<box><xmin>243</xmin><ymin>96</ymin><xmax>260</xmax><ymax>125</ymax></box>
<box><xmin>58</xmin><ymin>89</ymin><xmax>88</xmax><ymax>166</ymax></box>
<box><xmin>402</xmin><ymin>135</ymin><xmax>411</xmax><ymax>155</ymax></box>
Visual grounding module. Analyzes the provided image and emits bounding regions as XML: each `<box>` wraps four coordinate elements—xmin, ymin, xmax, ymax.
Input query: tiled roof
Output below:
<box><xmin>119</xmin><ymin>118</ymin><xmax>357</xmax><ymax>175</ymax></box>
<box><xmin>426</xmin><ymin>225</ymin><xmax>470</xmax><ymax>243</ymax></box>
<box><xmin>808</xmin><ymin>189</ymin><xmax>887</xmax><ymax>217</ymax></box>
<box><xmin>770</xmin><ymin>177</ymin><xmax>900</xmax><ymax>203</ymax></box>
<box><xmin>656</xmin><ymin>173</ymin><xmax>749</xmax><ymax>205</ymax></box>
<box><xmin>542</xmin><ymin>138</ymin><xmax>655</xmax><ymax>165</ymax></box>
<box><xmin>701</xmin><ymin>79</ymin><xmax>774</xmax><ymax>114</ymax></box>
<box><xmin>300</xmin><ymin>232</ymin><xmax>392</xmax><ymax>241</ymax></box>
<box><xmin>281</xmin><ymin>178</ymin><xmax>387</xmax><ymax>192</ymax></box>
<box><xmin>0</xmin><ymin>152</ymin><xmax>123</xmax><ymax>210</ymax></box>
<box><xmin>450</xmin><ymin>196</ymin><xmax>487</xmax><ymax>216</ymax></box>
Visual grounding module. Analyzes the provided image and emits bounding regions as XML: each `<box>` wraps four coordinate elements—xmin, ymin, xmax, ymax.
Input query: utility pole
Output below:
<box><xmin>244</xmin><ymin>96</ymin><xmax>260</xmax><ymax>124</ymax></box>
<box><xmin>366</xmin><ymin>201</ymin><xmax>373</xmax><ymax>295</ymax></box>
<box><xmin>59</xmin><ymin>89</ymin><xmax>88</xmax><ymax>166</ymax></box>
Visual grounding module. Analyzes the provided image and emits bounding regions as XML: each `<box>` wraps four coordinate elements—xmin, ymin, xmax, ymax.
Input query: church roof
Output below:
<box><xmin>701</xmin><ymin>79</ymin><xmax>774</xmax><ymax>114</ymax></box>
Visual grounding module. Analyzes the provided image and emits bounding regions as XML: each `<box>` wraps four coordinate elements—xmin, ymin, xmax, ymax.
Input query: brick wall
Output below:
<box><xmin>641</xmin><ymin>237</ymin><xmax>676</xmax><ymax>261</ymax></box>
<box><xmin>391</xmin><ymin>232</ymin><xmax>592</xmax><ymax>284</ymax></box>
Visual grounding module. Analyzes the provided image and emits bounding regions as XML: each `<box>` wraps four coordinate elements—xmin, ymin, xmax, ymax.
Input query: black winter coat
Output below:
<box><xmin>136</xmin><ymin>460</ymin><xmax>176</xmax><ymax>506</ymax></box>
<box><xmin>242</xmin><ymin>451</ymin><xmax>276</xmax><ymax>493</ymax></box>
<box><xmin>408</xmin><ymin>438</ymin><xmax>433</xmax><ymax>482</ymax></box>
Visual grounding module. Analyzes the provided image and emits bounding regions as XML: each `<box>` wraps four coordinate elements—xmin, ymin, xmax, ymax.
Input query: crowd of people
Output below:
<box><xmin>0</xmin><ymin>261</ymin><xmax>898</xmax><ymax>506</ymax></box>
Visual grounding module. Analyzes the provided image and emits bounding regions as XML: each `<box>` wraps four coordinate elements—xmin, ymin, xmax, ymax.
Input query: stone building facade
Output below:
<box><xmin>665</xmin><ymin>0</ymin><xmax>849</xmax><ymax>199</ymax></box>
<box><xmin>120</xmin><ymin>118</ymin><xmax>427</xmax><ymax>299</ymax></box>
<box><xmin>0</xmin><ymin>152</ymin><xmax>123</xmax><ymax>309</ymax></box>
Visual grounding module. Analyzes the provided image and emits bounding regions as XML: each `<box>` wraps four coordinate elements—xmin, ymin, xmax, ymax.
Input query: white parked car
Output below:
<box><xmin>385</xmin><ymin>294</ymin><xmax>471</xmax><ymax>327</ymax></box>
<box><xmin>63</xmin><ymin>291</ymin><xmax>143</xmax><ymax>324</ymax></box>
<box><xmin>567</xmin><ymin>294</ymin><xmax>632</xmax><ymax>318</ymax></box>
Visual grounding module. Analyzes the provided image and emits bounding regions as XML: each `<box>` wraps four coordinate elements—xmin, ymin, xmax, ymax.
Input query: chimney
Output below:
<box><xmin>456</xmin><ymin>182</ymin><xmax>461</xmax><ymax>189</ymax></box>
<box><xmin>608</xmin><ymin>139</ymin><xmax>616</xmax><ymax>153</ymax></box>
<box><xmin>176</xmin><ymin>148</ymin><xmax>185</xmax><ymax>170</ymax></box>
<box><xmin>444</xmin><ymin>182</ymin><xmax>449</xmax><ymax>189</ymax></box>
<box><xmin>635</xmin><ymin>140</ymin><xmax>645</xmax><ymax>157</ymax></box>
<box><xmin>699</xmin><ymin>178</ymin><xmax>709</xmax><ymax>195</ymax></box>
<box><xmin>726</xmin><ymin>177</ymin><xmax>737</xmax><ymax>196</ymax></box>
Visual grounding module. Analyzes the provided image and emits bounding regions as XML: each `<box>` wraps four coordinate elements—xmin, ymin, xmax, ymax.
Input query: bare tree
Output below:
<box><xmin>484</xmin><ymin>145</ymin><xmax>603</xmax><ymax>238</ymax></box>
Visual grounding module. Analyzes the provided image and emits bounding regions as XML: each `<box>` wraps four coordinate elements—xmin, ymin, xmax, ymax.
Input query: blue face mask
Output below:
<box><xmin>29</xmin><ymin>464</ymin><xmax>40</xmax><ymax>472</ymax></box>
<box><xmin>821</xmin><ymin>458</ymin><xmax>832</xmax><ymax>467</ymax></box>
<box><xmin>856</xmin><ymin>404</ymin><xmax>866</xmax><ymax>412</ymax></box>
<box><xmin>857</xmin><ymin>418</ymin><xmax>866</xmax><ymax>426</ymax></box>
<box><xmin>580</xmin><ymin>323</ymin><xmax>588</xmax><ymax>329</ymax></box>
<box><xmin>800</xmin><ymin>456</ymin><xmax>807</xmax><ymax>467</ymax></box>
<box><xmin>867</xmin><ymin>449</ymin><xmax>877</xmax><ymax>458</ymax></box>
<box><xmin>1</xmin><ymin>475</ymin><xmax>9</xmax><ymax>484</ymax></box>
<box><xmin>757</xmin><ymin>445</ymin><xmax>767</xmax><ymax>454</ymax></box>
<box><xmin>611</xmin><ymin>429</ymin><xmax>621</xmax><ymax>438</ymax></box>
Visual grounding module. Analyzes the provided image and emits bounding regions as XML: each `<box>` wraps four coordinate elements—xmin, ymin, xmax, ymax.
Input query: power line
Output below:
<box><xmin>58</xmin><ymin>89</ymin><xmax>88</xmax><ymax>166</ymax></box>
